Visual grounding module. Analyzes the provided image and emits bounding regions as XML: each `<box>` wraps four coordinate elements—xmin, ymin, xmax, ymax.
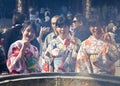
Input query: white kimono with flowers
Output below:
<box><xmin>44</xmin><ymin>36</ymin><xmax>81</xmax><ymax>72</ymax></box>
<box><xmin>76</xmin><ymin>35</ymin><xmax>120</xmax><ymax>75</ymax></box>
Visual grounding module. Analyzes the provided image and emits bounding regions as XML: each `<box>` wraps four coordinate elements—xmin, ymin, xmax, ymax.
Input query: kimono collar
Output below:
<box><xmin>90</xmin><ymin>35</ymin><xmax>103</xmax><ymax>41</ymax></box>
<box><xmin>58</xmin><ymin>35</ymin><xmax>71</xmax><ymax>45</ymax></box>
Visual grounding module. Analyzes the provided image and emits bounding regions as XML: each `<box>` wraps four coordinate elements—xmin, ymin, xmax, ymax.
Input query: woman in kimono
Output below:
<box><xmin>76</xmin><ymin>22</ymin><xmax>120</xmax><ymax>75</ymax></box>
<box><xmin>6</xmin><ymin>21</ymin><xmax>41</xmax><ymax>74</ymax></box>
<box><xmin>44</xmin><ymin>16</ymin><xmax>81</xmax><ymax>72</ymax></box>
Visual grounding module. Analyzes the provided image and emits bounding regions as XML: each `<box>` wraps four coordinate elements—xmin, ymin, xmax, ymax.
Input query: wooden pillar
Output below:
<box><xmin>82</xmin><ymin>0</ymin><xmax>91</xmax><ymax>19</ymax></box>
<box><xmin>16</xmin><ymin>0</ymin><xmax>25</xmax><ymax>13</ymax></box>
<box><xmin>16</xmin><ymin>0</ymin><xmax>30</xmax><ymax>18</ymax></box>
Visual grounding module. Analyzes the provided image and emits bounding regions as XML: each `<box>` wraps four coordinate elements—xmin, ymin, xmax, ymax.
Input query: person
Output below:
<box><xmin>2</xmin><ymin>12</ymin><xmax>26</xmax><ymax>57</ymax></box>
<box><xmin>76</xmin><ymin>22</ymin><xmax>120</xmax><ymax>75</ymax></box>
<box><xmin>6</xmin><ymin>21</ymin><xmax>41</xmax><ymax>74</ymax></box>
<box><xmin>0</xmin><ymin>32</ymin><xmax>8</xmax><ymax>74</ymax></box>
<box><xmin>3</xmin><ymin>12</ymin><xmax>41</xmax><ymax>58</ymax></box>
<box><xmin>40</xmin><ymin>15</ymin><xmax>59</xmax><ymax>72</ymax></box>
<box><xmin>1</xmin><ymin>12</ymin><xmax>26</xmax><ymax>74</ymax></box>
<box><xmin>66</xmin><ymin>11</ymin><xmax>73</xmax><ymax>25</ymax></box>
<box><xmin>42</xmin><ymin>15</ymin><xmax>60</xmax><ymax>53</ymax></box>
<box><xmin>71</xmin><ymin>13</ymin><xmax>91</xmax><ymax>42</ymax></box>
<box><xmin>44</xmin><ymin>16</ymin><xmax>81</xmax><ymax>72</ymax></box>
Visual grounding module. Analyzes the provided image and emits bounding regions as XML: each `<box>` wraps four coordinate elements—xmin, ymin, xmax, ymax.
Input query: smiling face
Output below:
<box><xmin>22</xmin><ymin>25</ymin><xmax>36</xmax><ymax>42</ymax></box>
<box><xmin>89</xmin><ymin>26</ymin><xmax>103</xmax><ymax>39</ymax></box>
<box><xmin>57</xmin><ymin>25</ymin><xmax>69</xmax><ymax>39</ymax></box>
<box><xmin>56</xmin><ymin>16</ymin><xmax>70</xmax><ymax>39</ymax></box>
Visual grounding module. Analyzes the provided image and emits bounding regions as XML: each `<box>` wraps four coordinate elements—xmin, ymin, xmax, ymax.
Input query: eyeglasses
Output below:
<box><xmin>73</xmin><ymin>20</ymin><xmax>78</xmax><ymax>23</ymax></box>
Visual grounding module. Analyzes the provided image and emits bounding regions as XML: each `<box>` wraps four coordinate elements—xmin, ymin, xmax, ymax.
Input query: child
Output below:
<box><xmin>6</xmin><ymin>21</ymin><xmax>41</xmax><ymax>74</ymax></box>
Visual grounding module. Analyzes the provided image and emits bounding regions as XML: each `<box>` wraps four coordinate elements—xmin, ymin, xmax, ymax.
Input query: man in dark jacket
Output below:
<box><xmin>3</xmin><ymin>12</ymin><xmax>26</xmax><ymax>57</ymax></box>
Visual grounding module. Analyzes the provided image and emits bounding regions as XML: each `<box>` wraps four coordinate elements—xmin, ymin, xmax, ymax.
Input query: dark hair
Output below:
<box><xmin>12</xmin><ymin>12</ymin><xmax>26</xmax><ymax>25</ymax></box>
<box><xmin>89</xmin><ymin>21</ymin><xmax>102</xmax><ymax>27</ymax></box>
<box><xmin>22</xmin><ymin>21</ymin><xmax>37</xmax><ymax>35</ymax></box>
<box><xmin>56</xmin><ymin>16</ymin><xmax>70</xmax><ymax>27</ymax></box>
<box><xmin>74</xmin><ymin>13</ymin><xmax>87</xmax><ymax>24</ymax></box>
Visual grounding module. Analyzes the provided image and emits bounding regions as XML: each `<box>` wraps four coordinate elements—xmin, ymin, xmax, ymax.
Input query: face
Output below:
<box><xmin>22</xmin><ymin>25</ymin><xmax>36</xmax><ymax>42</ymax></box>
<box><xmin>89</xmin><ymin>26</ymin><xmax>103</xmax><ymax>39</ymax></box>
<box><xmin>57</xmin><ymin>25</ymin><xmax>69</xmax><ymax>39</ymax></box>
<box><xmin>51</xmin><ymin>17</ymin><xmax>58</xmax><ymax>32</ymax></box>
<box><xmin>72</xmin><ymin>17</ymin><xmax>81</xmax><ymax>29</ymax></box>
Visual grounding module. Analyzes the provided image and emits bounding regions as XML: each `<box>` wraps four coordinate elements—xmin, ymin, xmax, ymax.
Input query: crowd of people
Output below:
<box><xmin>0</xmin><ymin>7</ymin><xmax>120</xmax><ymax>76</ymax></box>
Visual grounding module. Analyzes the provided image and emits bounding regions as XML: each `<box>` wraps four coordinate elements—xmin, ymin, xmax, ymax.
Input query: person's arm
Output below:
<box><xmin>37</xmin><ymin>26</ymin><xmax>50</xmax><ymax>43</ymax></box>
<box><xmin>6</xmin><ymin>41</ymin><xmax>29</xmax><ymax>73</ymax></box>
<box><xmin>37</xmin><ymin>26</ymin><xmax>50</xmax><ymax>55</ymax></box>
<box><xmin>76</xmin><ymin>41</ymin><xmax>90</xmax><ymax>73</ymax></box>
<box><xmin>2</xmin><ymin>30</ymin><xmax>11</xmax><ymax>57</ymax></box>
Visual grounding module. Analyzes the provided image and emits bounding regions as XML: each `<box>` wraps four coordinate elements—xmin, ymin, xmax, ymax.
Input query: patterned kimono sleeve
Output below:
<box><xmin>33</xmin><ymin>46</ymin><xmax>41</xmax><ymax>72</ymax></box>
<box><xmin>76</xmin><ymin>42</ymin><xmax>89</xmax><ymax>73</ymax></box>
<box><xmin>6</xmin><ymin>42</ymin><xmax>21</xmax><ymax>73</ymax></box>
<box><xmin>42</xmin><ymin>37</ymin><xmax>48</xmax><ymax>53</ymax></box>
<box><xmin>44</xmin><ymin>43</ymin><xmax>53</xmax><ymax>61</ymax></box>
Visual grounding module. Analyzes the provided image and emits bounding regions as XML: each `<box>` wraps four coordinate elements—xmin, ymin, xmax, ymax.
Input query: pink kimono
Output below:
<box><xmin>6</xmin><ymin>40</ymin><xmax>41</xmax><ymax>74</ymax></box>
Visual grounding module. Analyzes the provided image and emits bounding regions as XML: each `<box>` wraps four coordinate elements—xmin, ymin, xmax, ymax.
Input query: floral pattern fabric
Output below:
<box><xmin>44</xmin><ymin>36</ymin><xmax>81</xmax><ymax>72</ymax></box>
<box><xmin>76</xmin><ymin>35</ymin><xmax>120</xmax><ymax>75</ymax></box>
<box><xmin>6</xmin><ymin>40</ymin><xmax>41</xmax><ymax>74</ymax></box>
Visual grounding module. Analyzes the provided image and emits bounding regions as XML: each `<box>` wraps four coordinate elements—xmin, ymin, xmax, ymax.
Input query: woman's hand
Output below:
<box><xmin>102</xmin><ymin>27</ymin><xmax>114</xmax><ymax>44</ymax></box>
<box><xmin>17</xmin><ymin>41</ymin><xmax>30</xmax><ymax>59</ymax></box>
<box><xmin>37</xmin><ymin>26</ymin><xmax>50</xmax><ymax>43</ymax></box>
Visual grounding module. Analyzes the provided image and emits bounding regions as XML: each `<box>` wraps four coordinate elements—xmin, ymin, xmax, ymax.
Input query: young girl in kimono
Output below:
<box><xmin>44</xmin><ymin>16</ymin><xmax>81</xmax><ymax>72</ymax></box>
<box><xmin>76</xmin><ymin>22</ymin><xmax>120</xmax><ymax>75</ymax></box>
<box><xmin>6</xmin><ymin>21</ymin><xmax>41</xmax><ymax>74</ymax></box>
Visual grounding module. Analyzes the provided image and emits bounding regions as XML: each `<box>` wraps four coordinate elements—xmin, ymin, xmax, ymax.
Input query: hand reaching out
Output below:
<box><xmin>37</xmin><ymin>26</ymin><xmax>50</xmax><ymax>43</ymax></box>
<box><xmin>102</xmin><ymin>27</ymin><xmax>114</xmax><ymax>44</ymax></box>
<box><xmin>40</xmin><ymin>26</ymin><xmax>50</xmax><ymax>35</ymax></box>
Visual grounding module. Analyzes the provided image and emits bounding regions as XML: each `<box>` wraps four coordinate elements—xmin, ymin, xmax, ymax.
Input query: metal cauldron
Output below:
<box><xmin>0</xmin><ymin>73</ymin><xmax>120</xmax><ymax>86</ymax></box>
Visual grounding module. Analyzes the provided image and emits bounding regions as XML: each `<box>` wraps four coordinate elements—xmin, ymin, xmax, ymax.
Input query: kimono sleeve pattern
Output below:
<box><xmin>76</xmin><ymin>35</ymin><xmax>120</xmax><ymax>75</ymax></box>
<box><xmin>6</xmin><ymin>40</ymin><xmax>40</xmax><ymax>74</ymax></box>
<box><xmin>44</xmin><ymin>37</ymin><xmax>81</xmax><ymax>72</ymax></box>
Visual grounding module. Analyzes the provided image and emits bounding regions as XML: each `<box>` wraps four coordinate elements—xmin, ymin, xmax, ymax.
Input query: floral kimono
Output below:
<box><xmin>6</xmin><ymin>40</ymin><xmax>41</xmax><ymax>74</ymax></box>
<box><xmin>76</xmin><ymin>35</ymin><xmax>120</xmax><ymax>75</ymax></box>
<box><xmin>44</xmin><ymin>36</ymin><xmax>81</xmax><ymax>72</ymax></box>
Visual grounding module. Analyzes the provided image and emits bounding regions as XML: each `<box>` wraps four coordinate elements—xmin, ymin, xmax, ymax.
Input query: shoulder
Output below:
<box><xmin>47</xmin><ymin>32</ymin><xmax>54</xmax><ymax>36</ymax></box>
<box><xmin>10</xmin><ymin>40</ymin><xmax>22</xmax><ymax>47</ymax></box>
<box><xmin>8</xmin><ymin>40</ymin><xmax>22</xmax><ymax>53</ymax></box>
<box><xmin>45</xmin><ymin>32</ymin><xmax>55</xmax><ymax>39</ymax></box>
<box><xmin>80</xmin><ymin>37</ymin><xmax>91</xmax><ymax>46</ymax></box>
<box><xmin>31</xmin><ymin>44</ymin><xmax>38</xmax><ymax>52</ymax></box>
